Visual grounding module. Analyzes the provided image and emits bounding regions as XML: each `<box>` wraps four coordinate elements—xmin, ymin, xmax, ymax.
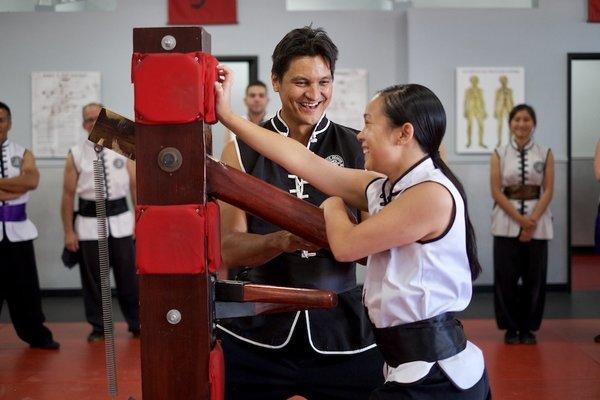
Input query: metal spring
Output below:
<box><xmin>93</xmin><ymin>158</ymin><xmax>118</xmax><ymax>397</ymax></box>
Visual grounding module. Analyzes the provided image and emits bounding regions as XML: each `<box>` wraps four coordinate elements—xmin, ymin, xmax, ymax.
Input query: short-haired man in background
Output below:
<box><xmin>0</xmin><ymin>101</ymin><xmax>59</xmax><ymax>350</ymax></box>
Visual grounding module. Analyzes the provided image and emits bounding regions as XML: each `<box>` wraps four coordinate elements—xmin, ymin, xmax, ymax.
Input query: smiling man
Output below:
<box><xmin>216</xmin><ymin>27</ymin><xmax>383</xmax><ymax>400</ymax></box>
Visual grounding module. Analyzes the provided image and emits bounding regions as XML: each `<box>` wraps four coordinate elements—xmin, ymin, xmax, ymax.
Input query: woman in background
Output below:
<box><xmin>490</xmin><ymin>104</ymin><xmax>554</xmax><ymax>345</ymax></box>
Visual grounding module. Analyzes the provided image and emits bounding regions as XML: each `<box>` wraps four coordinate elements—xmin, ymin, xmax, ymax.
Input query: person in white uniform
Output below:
<box><xmin>61</xmin><ymin>103</ymin><xmax>139</xmax><ymax>342</ymax></box>
<box><xmin>490</xmin><ymin>104</ymin><xmax>554</xmax><ymax>346</ymax></box>
<box><xmin>215</xmin><ymin>69</ymin><xmax>490</xmax><ymax>399</ymax></box>
<box><xmin>0</xmin><ymin>101</ymin><xmax>59</xmax><ymax>350</ymax></box>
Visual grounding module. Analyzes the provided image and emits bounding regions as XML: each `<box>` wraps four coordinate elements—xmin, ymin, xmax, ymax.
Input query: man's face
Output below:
<box><xmin>272</xmin><ymin>55</ymin><xmax>333</xmax><ymax>129</ymax></box>
<box><xmin>0</xmin><ymin>109</ymin><xmax>11</xmax><ymax>144</ymax></box>
<box><xmin>244</xmin><ymin>85</ymin><xmax>268</xmax><ymax>115</ymax></box>
<box><xmin>82</xmin><ymin>105</ymin><xmax>101</xmax><ymax>135</ymax></box>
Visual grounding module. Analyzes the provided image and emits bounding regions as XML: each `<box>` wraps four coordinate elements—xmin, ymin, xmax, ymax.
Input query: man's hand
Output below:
<box><xmin>65</xmin><ymin>231</ymin><xmax>79</xmax><ymax>252</ymax></box>
<box><xmin>275</xmin><ymin>231</ymin><xmax>320</xmax><ymax>254</ymax></box>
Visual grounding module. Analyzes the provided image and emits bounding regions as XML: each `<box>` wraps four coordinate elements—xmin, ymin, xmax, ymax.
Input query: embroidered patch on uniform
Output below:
<box><xmin>11</xmin><ymin>156</ymin><xmax>22</xmax><ymax>168</ymax></box>
<box><xmin>326</xmin><ymin>154</ymin><xmax>344</xmax><ymax>167</ymax></box>
<box><xmin>113</xmin><ymin>158</ymin><xmax>125</xmax><ymax>169</ymax></box>
<box><xmin>533</xmin><ymin>161</ymin><xmax>544</xmax><ymax>173</ymax></box>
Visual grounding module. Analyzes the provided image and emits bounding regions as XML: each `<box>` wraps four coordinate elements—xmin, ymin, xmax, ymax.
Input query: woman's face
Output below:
<box><xmin>509</xmin><ymin>110</ymin><xmax>535</xmax><ymax>142</ymax></box>
<box><xmin>357</xmin><ymin>96</ymin><xmax>398</xmax><ymax>173</ymax></box>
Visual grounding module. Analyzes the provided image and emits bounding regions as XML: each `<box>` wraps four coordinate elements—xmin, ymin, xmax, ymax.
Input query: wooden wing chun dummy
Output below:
<box><xmin>99</xmin><ymin>27</ymin><xmax>336</xmax><ymax>399</ymax></box>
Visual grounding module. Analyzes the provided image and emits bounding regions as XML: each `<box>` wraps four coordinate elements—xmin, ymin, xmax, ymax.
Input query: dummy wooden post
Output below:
<box><xmin>133</xmin><ymin>27</ymin><xmax>213</xmax><ymax>399</ymax></box>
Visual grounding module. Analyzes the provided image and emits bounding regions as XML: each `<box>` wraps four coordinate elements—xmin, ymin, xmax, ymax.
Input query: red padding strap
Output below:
<box><xmin>206</xmin><ymin>202</ymin><xmax>221</xmax><ymax>273</ymax></box>
<box><xmin>131</xmin><ymin>52</ymin><xmax>218</xmax><ymax>125</ymax></box>
<box><xmin>209</xmin><ymin>340</ymin><xmax>225</xmax><ymax>400</ymax></box>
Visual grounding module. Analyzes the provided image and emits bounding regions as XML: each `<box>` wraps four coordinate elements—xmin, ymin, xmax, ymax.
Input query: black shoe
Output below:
<box><xmin>520</xmin><ymin>331</ymin><xmax>537</xmax><ymax>345</ymax></box>
<box><xmin>87</xmin><ymin>331</ymin><xmax>104</xmax><ymax>342</ymax></box>
<box><xmin>504</xmin><ymin>330</ymin><xmax>519</xmax><ymax>345</ymax></box>
<box><xmin>30</xmin><ymin>340</ymin><xmax>60</xmax><ymax>350</ymax></box>
<box><xmin>595</xmin><ymin>334</ymin><xmax>600</xmax><ymax>343</ymax></box>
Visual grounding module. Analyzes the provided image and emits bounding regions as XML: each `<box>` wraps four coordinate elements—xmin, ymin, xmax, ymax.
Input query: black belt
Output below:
<box><xmin>373</xmin><ymin>312</ymin><xmax>466</xmax><ymax>367</ymax></box>
<box><xmin>78</xmin><ymin>198</ymin><xmax>129</xmax><ymax>217</ymax></box>
<box><xmin>503</xmin><ymin>185</ymin><xmax>540</xmax><ymax>200</ymax></box>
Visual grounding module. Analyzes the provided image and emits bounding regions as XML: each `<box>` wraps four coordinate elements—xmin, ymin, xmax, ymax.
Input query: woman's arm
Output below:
<box><xmin>490</xmin><ymin>151</ymin><xmax>535</xmax><ymax>230</ymax></box>
<box><xmin>323</xmin><ymin>182</ymin><xmax>454</xmax><ymax>262</ymax></box>
<box><xmin>529</xmin><ymin>150</ymin><xmax>554</xmax><ymax>222</ymax></box>
<box><xmin>215</xmin><ymin>66</ymin><xmax>380</xmax><ymax>211</ymax></box>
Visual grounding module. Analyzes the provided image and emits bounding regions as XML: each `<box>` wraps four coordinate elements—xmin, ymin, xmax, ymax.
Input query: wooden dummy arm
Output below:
<box><xmin>206</xmin><ymin>158</ymin><xmax>328</xmax><ymax>249</ymax></box>
<box><xmin>89</xmin><ymin>108</ymin><xmax>330</xmax><ymax>248</ymax></box>
<box><xmin>214</xmin><ymin>280</ymin><xmax>338</xmax><ymax>319</ymax></box>
<box><xmin>215</xmin><ymin>280</ymin><xmax>337</xmax><ymax>308</ymax></box>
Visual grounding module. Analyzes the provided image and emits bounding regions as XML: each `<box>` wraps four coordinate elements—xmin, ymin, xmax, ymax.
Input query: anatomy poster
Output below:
<box><xmin>456</xmin><ymin>67</ymin><xmax>524</xmax><ymax>154</ymax></box>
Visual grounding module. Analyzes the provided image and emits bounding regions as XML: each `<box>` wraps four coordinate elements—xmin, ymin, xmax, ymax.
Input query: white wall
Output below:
<box><xmin>0</xmin><ymin>0</ymin><xmax>403</xmax><ymax>288</ymax></box>
<box><xmin>407</xmin><ymin>0</ymin><xmax>600</xmax><ymax>284</ymax></box>
<box><xmin>1</xmin><ymin>0</ymin><xmax>592</xmax><ymax>288</ymax></box>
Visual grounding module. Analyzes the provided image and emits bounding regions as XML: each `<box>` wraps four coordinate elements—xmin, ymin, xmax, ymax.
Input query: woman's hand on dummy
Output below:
<box><xmin>215</xmin><ymin>64</ymin><xmax>234</xmax><ymax>122</ymax></box>
<box><xmin>320</xmin><ymin>196</ymin><xmax>345</xmax><ymax>212</ymax></box>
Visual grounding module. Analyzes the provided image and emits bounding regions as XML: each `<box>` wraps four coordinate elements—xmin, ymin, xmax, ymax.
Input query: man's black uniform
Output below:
<box><xmin>217</xmin><ymin>112</ymin><xmax>384</xmax><ymax>400</ymax></box>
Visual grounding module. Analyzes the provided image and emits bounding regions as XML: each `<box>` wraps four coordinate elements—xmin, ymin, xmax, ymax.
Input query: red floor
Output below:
<box><xmin>572</xmin><ymin>254</ymin><xmax>600</xmax><ymax>291</ymax></box>
<box><xmin>1</xmin><ymin>320</ymin><xmax>600</xmax><ymax>399</ymax></box>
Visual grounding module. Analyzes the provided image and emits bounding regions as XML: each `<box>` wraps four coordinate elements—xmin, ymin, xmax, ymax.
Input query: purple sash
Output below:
<box><xmin>0</xmin><ymin>204</ymin><xmax>27</xmax><ymax>222</ymax></box>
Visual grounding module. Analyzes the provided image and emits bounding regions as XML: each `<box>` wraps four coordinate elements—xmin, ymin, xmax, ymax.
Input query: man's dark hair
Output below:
<box><xmin>271</xmin><ymin>26</ymin><xmax>338</xmax><ymax>81</ymax></box>
<box><xmin>0</xmin><ymin>102</ymin><xmax>11</xmax><ymax>118</ymax></box>
<box><xmin>246</xmin><ymin>80</ymin><xmax>268</xmax><ymax>94</ymax></box>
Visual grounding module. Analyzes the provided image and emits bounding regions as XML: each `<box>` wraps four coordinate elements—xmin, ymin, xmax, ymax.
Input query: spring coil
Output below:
<box><xmin>93</xmin><ymin>157</ymin><xmax>118</xmax><ymax>397</ymax></box>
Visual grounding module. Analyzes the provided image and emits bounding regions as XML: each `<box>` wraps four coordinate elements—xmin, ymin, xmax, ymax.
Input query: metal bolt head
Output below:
<box><xmin>166</xmin><ymin>309</ymin><xmax>182</xmax><ymax>325</ymax></box>
<box><xmin>161</xmin><ymin>35</ymin><xmax>177</xmax><ymax>51</ymax></box>
<box><xmin>157</xmin><ymin>147</ymin><xmax>182</xmax><ymax>173</ymax></box>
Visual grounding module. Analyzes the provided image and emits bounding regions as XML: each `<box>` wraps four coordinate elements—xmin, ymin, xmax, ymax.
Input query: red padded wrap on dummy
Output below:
<box><xmin>206</xmin><ymin>201</ymin><xmax>221</xmax><ymax>273</ymax></box>
<box><xmin>209</xmin><ymin>340</ymin><xmax>225</xmax><ymax>400</ymax></box>
<box><xmin>131</xmin><ymin>52</ymin><xmax>218</xmax><ymax>125</ymax></box>
<box><xmin>135</xmin><ymin>204</ymin><xmax>206</xmax><ymax>274</ymax></box>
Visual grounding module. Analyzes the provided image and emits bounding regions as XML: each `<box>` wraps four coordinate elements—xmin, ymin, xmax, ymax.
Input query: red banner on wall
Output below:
<box><xmin>590</xmin><ymin>0</ymin><xmax>600</xmax><ymax>22</ymax></box>
<box><xmin>168</xmin><ymin>0</ymin><xmax>237</xmax><ymax>25</ymax></box>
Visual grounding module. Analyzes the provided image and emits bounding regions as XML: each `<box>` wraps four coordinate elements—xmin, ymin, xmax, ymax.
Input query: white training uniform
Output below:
<box><xmin>491</xmin><ymin>138</ymin><xmax>553</xmax><ymax>240</ymax></box>
<box><xmin>0</xmin><ymin>140</ymin><xmax>37</xmax><ymax>242</ymax></box>
<box><xmin>364</xmin><ymin>157</ymin><xmax>484</xmax><ymax>390</ymax></box>
<box><xmin>70</xmin><ymin>141</ymin><xmax>133</xmax><ymax>240</ymax></box>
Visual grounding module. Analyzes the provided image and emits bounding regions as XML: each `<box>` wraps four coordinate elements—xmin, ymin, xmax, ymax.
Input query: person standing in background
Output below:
<box><xmin>490</xmin><ymin>104</ymin><xmax>554</xmax><ymax>345</ymax></box>
<box><xmin>60</xmin><ymin>102</ymin><xmax>139</xmax><ymax>342</ymax></box>
<box><xmin>224</xmin><ymin>80</ymin><xmax>270</xmax><ymax>144</ymax></box>
<box><xmin>0</xmin><ymin>101</ymin><xmax>59</xmax><ymax>350</ymax></box>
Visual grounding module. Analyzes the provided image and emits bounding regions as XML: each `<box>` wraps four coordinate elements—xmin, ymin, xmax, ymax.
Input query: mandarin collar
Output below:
<box><xmin>380</xmin><ymin>156</ymin><xmax>433</xmax><ymax>205</ymax></box>
<box><xmin>510</xmin><ymin>136</ymin><xmax>534</xmax><ymax>151</ymax></box>
<box><xmin>270</xmin><ymin>110</ymin><xmax>330</xmax><ymax>144</ymax></box>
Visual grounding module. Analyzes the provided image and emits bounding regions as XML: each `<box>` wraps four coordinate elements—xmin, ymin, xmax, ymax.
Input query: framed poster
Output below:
<box><xmin>327</xmin><ymin>69</ymin><xmax>368</xmax><ymax>131</ymax></box>
<box><xmin>455</xmin><ymin>67</ymin><xmax>524</xmax><ymax>154</ymax></box>
<box><xmin>31</xmin><ymin>71</ymin><xmax>101</xmax><ymax>158</ymax></box>
<box><xmin>212</xmin><ymin>56</ymin><xmax>258</xmax><ymax>158</ymax></box>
